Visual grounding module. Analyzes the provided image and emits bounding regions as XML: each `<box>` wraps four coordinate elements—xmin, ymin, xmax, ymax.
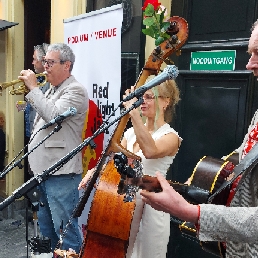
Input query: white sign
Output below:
<box><xmin>64</xmin><ymin>4</ymin><xmax>123</xmax><ymax>145</ymax></box>
<box><xmin>64</xmin><ymin>4</ymin><xmax>123</xmax><ymax>238</ymax></box>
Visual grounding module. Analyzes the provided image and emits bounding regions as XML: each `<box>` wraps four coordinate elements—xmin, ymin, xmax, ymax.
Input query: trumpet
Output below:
<box><xmin>0</xmin><ymin>72</ymin><xmax>48</xmax><ymax>95</ymax></box>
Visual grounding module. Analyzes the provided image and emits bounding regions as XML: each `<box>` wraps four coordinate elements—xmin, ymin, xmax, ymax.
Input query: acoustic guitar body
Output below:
<box><xmin>180</xmin><ymin>155</ymin><xmax>237</xmax><ymax>258</ymax></box>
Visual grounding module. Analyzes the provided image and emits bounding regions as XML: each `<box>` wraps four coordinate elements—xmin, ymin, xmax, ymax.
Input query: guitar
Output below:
<box><xmin>113</xmin><ymin>152</ymin><xmax>237</xmax><ymax>258</ymax></box>
<box><xmin>179</xmin><ymin>154</ymin><xmax>237</xmax><ymax>258</ymax></box>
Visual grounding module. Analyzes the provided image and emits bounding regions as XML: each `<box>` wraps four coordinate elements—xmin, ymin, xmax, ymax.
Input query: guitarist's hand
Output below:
<box><xmin>140</xmin><ymin>171</ymin><xmax>199</xmax><ymax>224</ymax></box>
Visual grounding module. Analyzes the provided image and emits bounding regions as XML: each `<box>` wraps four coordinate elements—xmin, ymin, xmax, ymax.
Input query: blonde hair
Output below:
<box><xmin>138</xmin><ymin>76</ymin><xmax>180</xmax><ymax>131</ymax></box>
<box><xmin>150</xmin><ymin>79</ymin><xmax>180</xmax><ymax>123</ymax></box>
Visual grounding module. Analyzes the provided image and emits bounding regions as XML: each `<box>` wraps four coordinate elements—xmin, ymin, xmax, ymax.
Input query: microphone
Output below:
<box><xmin>123</xmin><ymin>65</ymin><xmax>179</xmax><ymax>102</ymax></box>
<box><xmin>42</xmin><ymin>107</ymin><xmax>77</xmax><ymax>129</ymax></box>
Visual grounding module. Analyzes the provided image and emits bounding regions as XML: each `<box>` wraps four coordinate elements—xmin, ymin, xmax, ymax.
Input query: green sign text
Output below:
<box><xmin>190</xmin><ymin>50</ymin><xmax>236</xmax><ymax>71</ymax></box>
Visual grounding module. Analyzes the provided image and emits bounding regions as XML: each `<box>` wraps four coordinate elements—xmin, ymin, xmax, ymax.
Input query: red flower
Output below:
<box><xmin>142</xmin><ymin>0</ymin><xmax>161</xmax><ymax>11</ymax></box>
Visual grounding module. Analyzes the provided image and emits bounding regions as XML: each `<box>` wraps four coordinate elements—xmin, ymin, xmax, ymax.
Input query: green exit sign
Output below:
<box><xmin>190</xmin><ymin>50</ymin><xmax>236</xmax><ymax>71</ymax></box>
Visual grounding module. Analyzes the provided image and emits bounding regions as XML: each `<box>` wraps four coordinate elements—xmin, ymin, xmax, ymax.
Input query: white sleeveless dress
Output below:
<box><xmin>124</xmin><ymin>123</ymin><xmax>182</xmax><ymax>258</ymax></box>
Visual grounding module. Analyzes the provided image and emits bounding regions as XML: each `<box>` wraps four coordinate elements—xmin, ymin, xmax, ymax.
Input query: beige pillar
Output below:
<box><xmin>0</xmin><ymin>0</ymin><xmax>24</xmax><ymax>197</ymax></box>
<box><xmin>51</xmin><ymin>0</ymin><xmax>87</xmax><ymax>43</ymax></box>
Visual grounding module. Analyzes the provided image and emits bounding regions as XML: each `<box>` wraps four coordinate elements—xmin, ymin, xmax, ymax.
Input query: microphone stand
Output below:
<box><xmin>0</xmin><ymin>124</ymin><xmax>62</xmax><ymax>179</ymax></box>
<box><xmin>0</xmin><ymin>122</ymin><xmax>63</xmax><ymax>258</ymax></box>
<box><xmin>26</xmin><ymin>189</ymin><xmax>52</xmax><ymax>257</ymax></box>
<box><xmin>0</xmin><ymin>98</ymin><xmax>143</xmax><ymax>212</ymax></box>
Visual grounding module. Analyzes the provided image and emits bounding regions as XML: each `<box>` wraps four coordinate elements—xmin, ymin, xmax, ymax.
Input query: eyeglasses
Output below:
<box><xmin>42</xmin><ymin>59</ymin><xmax>65</xmax><ymax>67</ymax></box>
<box><xmin>142</xmin><ymin>94</ymin><xmax>156</xmax><ymax>102</ymax></box>
<box><xmin>142</xmin><ymin>94</ymin><xmax>166</xmax><ymax>103</ymax></box>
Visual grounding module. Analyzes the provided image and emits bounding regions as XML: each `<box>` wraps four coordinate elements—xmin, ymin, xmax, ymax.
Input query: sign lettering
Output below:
<box><xmin>190</xmin><ymin>50</ymin><xmax>236</xmax><ymax>71</ymax></box>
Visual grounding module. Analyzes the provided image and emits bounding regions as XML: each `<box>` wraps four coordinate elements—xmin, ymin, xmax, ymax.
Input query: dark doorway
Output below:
<box><xmin>24</xmin><ymin>0</ymin><xmax>51</xmax><ymax>70</ymax></box>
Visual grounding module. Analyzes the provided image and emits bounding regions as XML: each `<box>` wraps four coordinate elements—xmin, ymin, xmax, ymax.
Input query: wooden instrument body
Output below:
<box><xmin>80</xmin><ymin>158</ymin><xmax>135</xmax><ymax>258</ymax></box>
<box><xmin>77</xmin><ymin>16</ymin><xmax>189</xmax><ymax>258</ymax></box>
<box><xmin>179</xmin><ymin>154</ymin><xmax>238</xmax><ymax>258</ymax></box>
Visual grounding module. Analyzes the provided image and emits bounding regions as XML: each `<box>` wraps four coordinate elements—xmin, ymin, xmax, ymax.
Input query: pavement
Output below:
<box><xmin>0</xmin><ymin>208</ymin><xmax>34</xmax><ymax>258</ymax></box>
<box><xmin>0</xmin><ymin>197</ymin><xmax>53</xmax><ymax>258</ymax></box>
<box><xmin>0</xmin><ymin>199</ymin><xmax>72</xmax><ymax>258</ymax></box>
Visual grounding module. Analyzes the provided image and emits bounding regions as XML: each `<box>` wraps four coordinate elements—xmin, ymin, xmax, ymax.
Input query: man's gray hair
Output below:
<box><xmin>34</xmin><ymin>43</ymin><xmax>49</xmax><ymax>61</ymax></box>
<box><xmin>47</xmin><ymin>43</ymin><xmax>75</xmax><ymax>72</ymax></box>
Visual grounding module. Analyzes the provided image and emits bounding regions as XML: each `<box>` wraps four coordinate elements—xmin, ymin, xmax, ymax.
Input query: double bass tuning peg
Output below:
<box><xmin>152</xmin><ymin>46</ymin><xmax>162</xmax><ymax>62</ymax></box>
<box><xmin>164</xmin><ymin>58</ymin><xmax>174</xmax><ymax>65</ymax></box>
<box><xmin>168</xmin><ymin>35</ymin><xmax>179</xmax><ymax>46</ymax></box>
<box><xmin>154</xmin><ymin>46</ymin><xmax>162</xmax><ymax>55</ymax></box>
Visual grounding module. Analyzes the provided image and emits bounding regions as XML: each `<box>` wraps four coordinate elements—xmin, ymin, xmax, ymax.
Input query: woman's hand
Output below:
<box><xmin>122</xmin><ymin>86</ymin><xmax>138</xmax><ymax>114</ymax></box>
<box><xmin>78</xmin><ymin>168</ymin><xmax>95</xmax><ymax>190</ymax></box>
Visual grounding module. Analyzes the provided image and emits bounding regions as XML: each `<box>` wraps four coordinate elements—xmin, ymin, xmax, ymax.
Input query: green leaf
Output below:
<box><xmin>160</xmin><ymin>8</ymin><xmax>166</xmax><ymax>23</ymax></box>
<box><xmin>143</xmin><ymin>16</ymin><xmax>155</xmax><ymax>26</ymax></box>
<box><xmin>142</xmin><ymin>27</ymin><xmax>155</xmax><ymax>38</ymax></box>
<box><xmin>162</xmin><ymin>22</ymin><xmax>170</xmax><ymax>31</ymax></box>
<box><xmin>155</xmin><ymin>13</ymin><xmax>161</xmax><ymax>25</ymax></box>
<box><xmin>155</xmin><ymin>36</ymin><xmax>165</xmax><ymax>46</ymax></box>
<box><xmin>144</xmin><ymin>4</ymin><xmax>154</xmax><ymax>16</ymax></box>
<box><xmin>163</xmin><ymin>32</ymin><xmax>171</xmax><ymax>39</ymax></box>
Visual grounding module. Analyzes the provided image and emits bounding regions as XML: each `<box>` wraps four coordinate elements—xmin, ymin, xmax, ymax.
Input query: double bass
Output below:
<box><xmin>56</xmin><ymin>16</ymin><xmax>188</xmax><ymax>258</ymax></box>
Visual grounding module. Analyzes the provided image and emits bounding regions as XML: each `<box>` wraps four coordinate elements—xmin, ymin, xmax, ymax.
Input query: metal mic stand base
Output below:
<box><xmin>29</xmin><ymin>237</ymin><xmax>52</xmax><ymax>258</ymax></box>
<box><xmin>28</xmin><ymin>217</ymin><xmax>52</xmax><ymax>258</ymax></box>
<box><xmin>26</xmin><ymin>190</ymin><xmax>52</xmax><ymax>258</ymax></box>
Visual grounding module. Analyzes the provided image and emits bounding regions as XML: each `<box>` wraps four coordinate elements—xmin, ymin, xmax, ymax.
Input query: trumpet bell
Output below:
<box><xmin>0</xmin><ymin>72</ymin><xmax>48</xmax><ymax>95</ymax></box>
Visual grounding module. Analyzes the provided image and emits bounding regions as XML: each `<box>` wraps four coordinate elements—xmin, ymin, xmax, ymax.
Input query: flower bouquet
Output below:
<box><xmin>142</xmin><ymin>0</ymin><xmax>171</xmax><ymax>46</ymax></box>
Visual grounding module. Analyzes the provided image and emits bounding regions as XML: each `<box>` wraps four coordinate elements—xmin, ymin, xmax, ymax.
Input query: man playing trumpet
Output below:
<box><xmin>19</xmin><ymin>43</ymin><xmax>89</xmax><ymax>254</ymax></box>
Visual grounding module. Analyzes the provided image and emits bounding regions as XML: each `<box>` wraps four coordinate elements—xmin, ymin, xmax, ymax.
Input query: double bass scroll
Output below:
<box><xmin>76</xmin><ymin>16</ymin><xmax>189</xmax><ymax>258</ymax></box>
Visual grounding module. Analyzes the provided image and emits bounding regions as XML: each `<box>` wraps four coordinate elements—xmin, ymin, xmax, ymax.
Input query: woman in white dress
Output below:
<box><xmin>121</xmin><ymin>79</ymin><xmax>182</xmax><ymax>258</ymax></box>
<box><xmin>78</xmin><ymin>79</ymin><xmax>181</xmax><ymax>258</ymax></box>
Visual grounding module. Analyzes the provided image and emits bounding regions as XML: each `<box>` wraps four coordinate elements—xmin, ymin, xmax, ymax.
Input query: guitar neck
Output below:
<box><xmin>129</xmin><ymin>175</ymin><xmax>209</xmax><ymax>205</ymax></box>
